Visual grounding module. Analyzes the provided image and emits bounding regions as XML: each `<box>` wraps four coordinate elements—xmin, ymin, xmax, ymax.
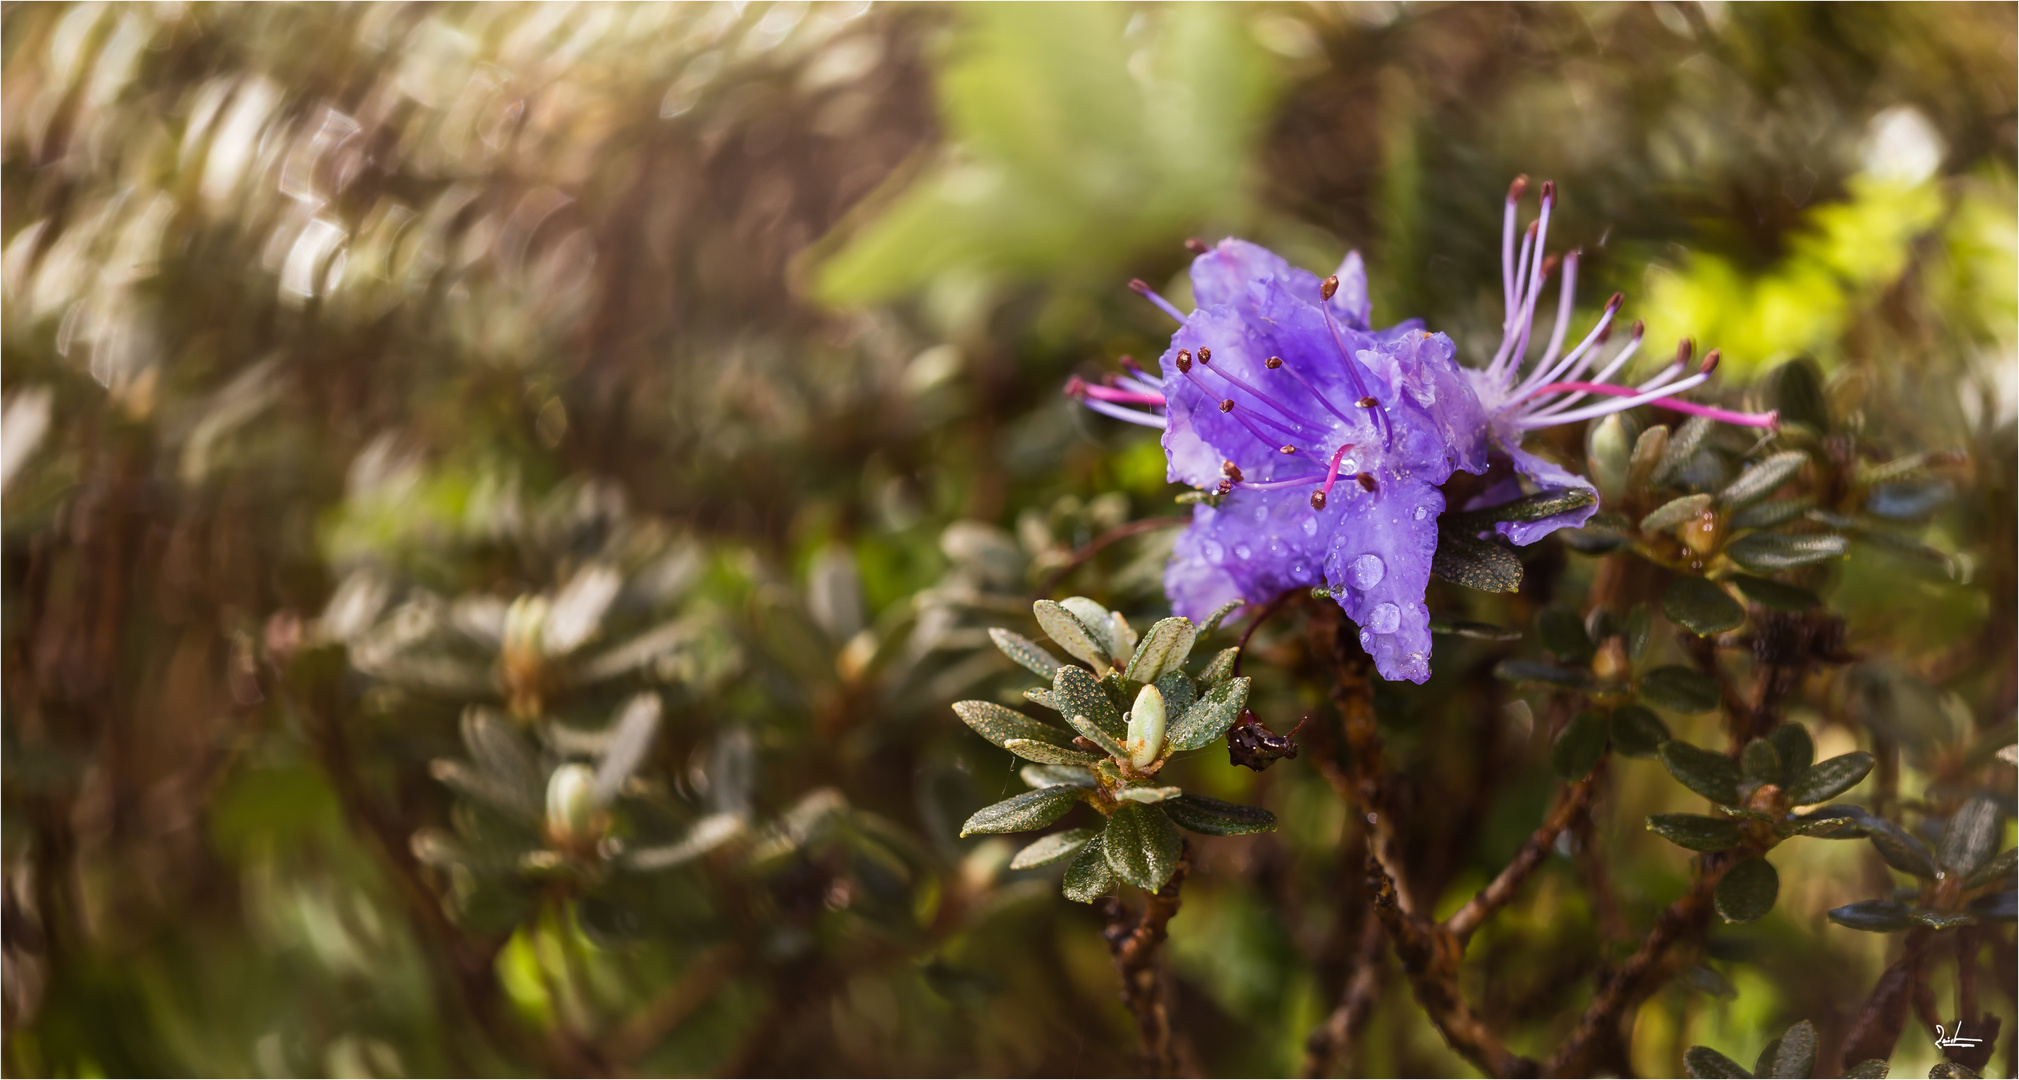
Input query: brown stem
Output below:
<box><xmin>1839</xmin><ymin>930</ymin><xmax>1935</xmax><ymax>1068</ymax></box>
<box><xmin>1300</xmin><ymin>919</ymin><xmax>1387</xmax><ymax>1079</ymax></box>
<box><xmin>1102</xmin><ymin>842</ymin><xmax>1192</xmax><ymax>1078</ymax></box>
<box><xmin>1569</xmin><ymin>798</ymin><xmax>1631</xmax><ymax>943</ymax></box>
<box><xmin>1367</xmin><ymin>855</ymin><xmax>1536</xmax><ymax>1077</ymax></box>
<box><xmin>1546</xmin><ymin>850</ymin><xmax>1745</xmax><ymax>1078</ymax></box>
<box><xmin>607</xmin><ymin>942</ymin><xmax>745</xmax><ymax>1063</ymax></box>
<box><xmin>1035</xmin><ymin>517</ymin><xmax>1188</xmax><ymax>597</ymax></box>
<box><xmin>1446</xmin><ymin>775</ymin><xmax>1597</xmax><ymax>943</ymax></box>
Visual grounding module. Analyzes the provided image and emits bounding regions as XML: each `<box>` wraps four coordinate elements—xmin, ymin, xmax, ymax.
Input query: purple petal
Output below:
<box><xmin>1351</xmin><ymin>330</ymin><xmax>1491</xmax><ymax>475</ymax></box>
<box><xmin>1189</xmin><ymin>240</ymin><xmax>1313</xmax><ymax>313</ymax></box>
<box><xmin>1322</xmin><ymin>475</ymin><xmax>1444</xmax><ymax>684</ymax></box>
<box><xmin>1328</xmin><ymin>251</ymin><xmax>1372</xmax><ymax>330</ymax></box>
<box><xmin>1165</xmin><ymin>488</ymin><xmax>1340</xmax><ymax>619</ymax></box>
<box><xmin>1164</xmin><ymin>509</ymin><xmax>1249</xmax><ymax>621</ymax></box>
<box><xmin>1496</xmin><ymin>444</ymin><xmax>1600</xmax><ymax>546</ymax></box>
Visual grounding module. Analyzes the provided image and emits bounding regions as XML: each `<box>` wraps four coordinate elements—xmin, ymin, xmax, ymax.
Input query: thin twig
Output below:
<box><xmin>1446</xmin><ymin>775</ymin><xmax>1597</xmax><ymax>943</ymax></box>
<box><xmin>607</xmin><ymin>943</ymin><xmax>745</xmax><ymax>1063</ymax></box>
<box><xmin>1299</xmin><ymin>919</ymin><xmax>1388</xmax><ymax>1079</ymax></box>
<box><xmin>1546</xmin><ymin>850</ymin><xmax>1744</xmax><ymax>1077</ymax></box>
<box><xmin>1102</xmin><ymin>842</ymin><xmax>1192</xmax><ymax>1078</ymax></box>
<box><xmin>1034</xmin><ymin>517</ymin><xmax>1188</xmax><ymax>596</ymax></box>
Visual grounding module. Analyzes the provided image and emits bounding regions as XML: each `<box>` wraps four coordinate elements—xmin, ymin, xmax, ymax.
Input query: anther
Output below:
<box><xmin>1175</xmin><ymin>349</ymin><xmax>1193</xmax><ymax>373</ymax></box>
<box><xmin>1265</xmin><ymin>356</ymin><xmax>1283</xmax><ymax>369</ymax></box>
<box><xmin>1508</xmin><ymin>175</ymin><xmax>1529</xmax><ymax>202</ymax></box>
<box><xmin>1356</xmin><ymin>396</ymin><xmax>1377</xmax><ymax>408</ymax></box>
<box><xmin>1280</xmin><ymin>445</ymin><xmax>1297</xmax><ymax>455</ymax></box>
<box><xmin>1606</xmin><ymin>292</ymin><xmax>1623</xmax><ymax>312</ymax></box>
<box><xmin>1128</xmin><ymin>278</ymin><xmax>1154</xmax><ymax>296</ymax></box>
<box><xmin>1541</xmin><ymin>179</ymin><xmax>1555</xmax><ymax>203</ymax></box>
<box><xmin>1699</xmin><ymin>348</ymin><xmax>1721</xmax><ymax>376</ymax></box>
<box><xmin>1221</xmin><ymin>461</ymin><xmax>1243</xmax><ymax>482</ymax></box>
<box><xmin>1219</xmin><ymin>398</ymin><xmax>1235</xmax><ymax>413</ymax></box>
<box><xmin>1063</xmin><ymin>375</ymin><xmax>1086</xmax><ymax>397</ymax></box>
<box><xmin>1185</xmin><ymin>238</ymin><xmax>1209</xmax><ymax>255</ymax></box>
<box><xmin>1356</xmin><ymin>472</ymin><xmax>1378</xmax><ymax>492</ymax></box>
<box><xmin>1216</xmin><ymin>479</ymin><xmax>1233</xmax><ymax>496</ymax></box>
<box><xmin>1321</xmin><ymin>275</ymin><xmax>1340</xmax><ymax>301</ymax></box>
<box><xmin>1630</xmin><ymin>319</ymin><xmax>1646</xmax><ymax>340</ymax></box>
<box><xmin>1541</xmin><ymin>254</ymin><xmax>1560</xmax><ymax>278</ymax></box>
<box><xmin>1675</xmin><ymin>338</ymin><xmax>1694</xmax><ymax>366</ymax></box>
<box><xmin>1309</xmin><ymin>491</ymin><xmax>1328</xmax><ymax>511</ymax></box>
<box><xmin>1197</xmin><ymin>347</ymin><xmax>1211</xmax><ymax>363</ymax></box>
<box><xmin>1596</xmin><ymin>321</ymin><xmax>1614</xmax><ymax>344</ymax></box>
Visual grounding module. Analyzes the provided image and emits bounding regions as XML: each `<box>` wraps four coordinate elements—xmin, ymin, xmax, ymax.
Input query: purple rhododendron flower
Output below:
<box><xmin>1075</xmin><ymin>241</ymin><xmax>1489</xmax><ymax>683</ymax></box>
<box><xmin>1465</xmin><ymin>178</ymin><xmax>1778</xmax><ymax>543</ymax></box>
<box><xmin>1069</xmin><ymin>179</ymin><xmax>1778</xmax><ymax>683</ymax></box>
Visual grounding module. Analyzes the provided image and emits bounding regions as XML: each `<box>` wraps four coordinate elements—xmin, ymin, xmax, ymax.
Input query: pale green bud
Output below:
<box><xmin>1125</xmin><ymin>684</ymin><xmax>1167</xmax><ymax>769</ymax></box>
<box><xmin>545</xmin><ymin>763</ymin><xmax>601</xmax><ymax>844</ymax></box>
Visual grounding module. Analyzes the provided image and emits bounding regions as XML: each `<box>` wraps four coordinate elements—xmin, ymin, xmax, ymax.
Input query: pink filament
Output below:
<box><xmin>1523</xmin><ymin>381</ymin><xmax>1779</xmax><ymax>429</ymax></box>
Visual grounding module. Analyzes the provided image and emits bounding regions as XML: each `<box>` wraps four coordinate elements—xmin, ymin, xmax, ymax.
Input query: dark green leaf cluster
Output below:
<box><xmin>955</xmin><ymin>597</ymin><xmax>1274</xmax><ymax>898</ymax></box>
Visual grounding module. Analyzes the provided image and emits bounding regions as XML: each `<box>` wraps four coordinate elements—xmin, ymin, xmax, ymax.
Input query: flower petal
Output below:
<box><xmin>1166</xmin><ymin>490</ymin><xmax>1337</xmax><ymax>619</ymax></box>
<box><xmin>1322</xmin><ymin>474</ymin><xmax>1444</xmax><ymax>684</ymax></box>
<box><xmin>1328</xmin><ymin>250</ymin><xmax>1372</xmax><ymax>330</ymax></box>
<box><xmin>1496</xmin><ymin>444</ymin><xmax>1600</xmax><ymax>545</ymax></box>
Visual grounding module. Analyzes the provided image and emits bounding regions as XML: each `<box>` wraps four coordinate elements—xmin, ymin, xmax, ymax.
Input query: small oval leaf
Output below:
<box><xmin>1765</xmin><ymin>724</ymin><xmax>1815</xmax><ymax>787</ymax></box>
<box><xmin>953</xmin><ymin>700</ymin><xmax>1075</xmax><ymax>751</ymax></box>
<box><xmin>1725</xmin><ymin>532</ymin><xmax>1850</xmax><ymax>573</ymax></box>
<box><xmin>989</xmin><ymin>628</ymin><xmax>1063</xmax><ymax>679</ymax></box>
<box><xmin>960</xmin><ymin>787</ymin><xmax>1084</xmax><ymax>837</ymax></box>
<box><xmin>1034</xmin><ymin>600</ymin><xmax>1112</xmax><ymax>673</ymax></box>
<box><xmin>1010</xmin><ymin>828</ymin><xmax>1096</xmax><ymax>870</ymax></box>
<box><xmin>1053</xmin><ymin>664</ymin><xmax>1125</xmax><ymax>741</ymax></box>
<box><xmin>1162</xmin><ymin>793</ymin><xmax>1276</xmax><ymax>836</ymax></box>
<box><xmin>1123</xmin><ymin>617</ymin><xmax>1197</xmax><ymax>684</ymax></box>
<box><xmin>1003</xmin><ymin>738</ymin><xmax>1104</xmax><ymax>766</ymax></box>
<box><xmin>1640</xmin><ymin>665</ymin><xmax>1721</xmax><ymax>713</ymax></box>
<box><xmin>1660</xmin><ymin>741</ymin><xmax>1743</xmax><ymax>806</ymax></box>
<box><xmin>1552</xmin><ymin>710</ymin><xmax>1609</xmax><ymax>780</ymax></box>
<box><xmin>1785</xmin><ymin>752</ymin><xmax>1874</xmax><ymax>806</ymax></box>
<box><xmin>1828</xmin><ymin>899</ymin><xmax>1916</xmax><ymax>932</ymax></box>
<box><xmin>1062</xmin><ymin>834</ymin><xmax>1117</xmax><ymax>902</ymax></box>
<box><xmin>1937</xmin><ymin>796</ymin><xmax>2004</xmax><ymax>877</ymax></box>
<box><xmin>1715</xmin><ymin>857</ymin><xmax>1779</xmax><ymax>923</ymax></box>
<box><xmin>1682</xmin><ymin>1045</ymin><xmax>1752</xmax><ymax>1079</ymax></box>
<box><xmin>1611</xmin><ymin>705</ymin><xmax>1671</xmax><ymax>758</ymax></box>
<box><xmin>1664</xmin><ymin>576</ymin><xmax>1747</xmax><ymax>637</ymax></box>
<box><xmin>1720</xmin><ymin>450</ymin><xmax>1808</xmax><ymax>509</ymax></box>
<box><xmin>1648</xmin><ymin>813</ymin><xmax>1744</xmax><ymax>852</ymax></box>
<box><xmin>1102</xmin><ymin>802</ymin><xmax>1183</xmax><ymax>891</ymax></box>
<box><xmin>1641</xmin><ymin>493</ymin><xmax>1714</xmax><ymax>534</ymax></box>
<box><xmin>1167</xmin><ymin>676</ymin><xmax>1250</xmax><ymax>752</ymax></box>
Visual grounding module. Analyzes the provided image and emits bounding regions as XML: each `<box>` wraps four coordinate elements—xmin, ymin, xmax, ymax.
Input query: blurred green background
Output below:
<box><xmin>2</xmin><ymin>3</ymin><xmax>2013</xmax><ymax>1077</ymax></box>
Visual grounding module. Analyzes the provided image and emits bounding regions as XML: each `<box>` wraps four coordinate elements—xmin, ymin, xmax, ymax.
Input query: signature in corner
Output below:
<box><xmin>1933</xmin><ymin>1021</ymin><xmax>1984</xmax><ymax>1050</ymax></box>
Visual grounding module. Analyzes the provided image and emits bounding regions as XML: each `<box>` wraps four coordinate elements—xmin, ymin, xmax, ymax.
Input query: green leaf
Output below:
<box><xmin>1827</xmin><ymin>899</ymin><xmax>1915</xmax><ymax>932</ymax></box>
<box><xmin>1730</xmin><ymin>496</ymin><xmax>1816</xmax><ymax>531</ymax></box>
<box><xmin>1937</xmin><ymin>795</ymin><xmax>2004</xmax><ymax>877</ymax></box>
<box><xmin>1629</xmin><ymin>424</ymin><xmax>1671</xmax><ymax>490</ymax></box>
<box><xmin>1741</xmin><ymin>739</ymin><xmax>1782</xmax><ymax>787</ymax></box>
<box><xmin>1003</xmin><ymin>739</ymin><xmax>1104</xmax><ymax>766</ymax></box>
<box><xmin>1449</xmin><ymin>486</ymin><xmax>1598</xmax><ymax>530</ymax></box>
<box><xmin>1624</xmin><ymin>604</ymin><xmax>1653</xmax><ymax>659</ymax></box>
<box><xmin>1054</xmin><ymin>664</ymin><xmax>1125</xmax><ymax>741</ymax></box>
<box><xmin>1428</xmin><ymin>616</ymin><xmax>1521</xmax><ymax>641</ymax></box>
<box><xmin>1715</xmin><ymin>858</ymin><xmax>1779</xmax><ymax>923</ymax></box>
<box><xmin>1684</xmin><ymin>964</ymin><xmax>1738</xmax><ymax>999</ymax></box>
<box><xmin>1641</xmin><ymin>493</ymin><xmax>1714</xmax><ymax>533</ymax></box>
<box><xmin>1766</xmin><ymin>724</ymin><xmax>1815</xmax><ymax>787</ymax></box>
<box><xmin>1968</xmin><ymin>890</ymin><xmax>2015</xmax><ymax>921</ymax></box>
<box><xmin>1197</xmin><ymin>599</ymin><xmax>1244</xmax><ymax>637</ymax></box>
<box><xmin>1161</xmin><ymin>793</ymin><xmax>1275</xmax><ymax>836</ymax></box>
<box><xmin>1116</xmin><ymin>785</ymin><xmax>1183</xmax><ymax>804</ymax></box>
<box><xmin>1863</xmin><ymin>816</ymin><xmax>1939</xmax><ymax>878</ymax></box>
<box><xmin>953</xmin><ymin>700</ymin><xmax>1076</xmax><ymax>751</ymax></box>
<box><xmin>1552</xmin><ymin>710</ymin><xmax>1609</xmax><ymax>780</ymax></box>
<box><xmin>1432</xmin><ymin>527</ymin><xmax>1523</xmax><ymax>594</ymax></box>
<box><xmin>1153</xmin><ymin>670</ymin><xmax>1195</xmax><ymax>721</ymax></box>
<box><xmin>1062</xmin><ymin>834</ymin><xmax>1117</xmax><ymax>902</ymax></box>
<box><xmin>1661</xmin><ymin>742</ymin><xmax>1743</xmax><ymax>806</ymax></box>
<box><xmin>1782</xmin><ymin>805</ymin><xmax>1870</xmax><ymax>839</ymax></box>
<box><xmin>1768</xmin><ymin>357</ymin><xmax>1830</xmax><ymax>433</ymax></box>
<box><xmin>1728</xmin><ymin>574</ymin><xmax>1821</xmax><ymax>611</ymax></box>
<box><xmin>1962</xmin><ymin>847</ymin><xmax>2016</xmax><ymax>891</ymax></box>
<box><xmin>1166</xmin><ymin>676</ymin><xmax>1249</xmax><ymax>752</ymax></box>
<box><xmin>1612</xmin><ymin>705</ymin><xmax>1672</xmax><ymax>758</ymax></box>
<box><xmin>1654</xmin><ymin>415</ymin><xmax>1716</xmax><ymax>487</ymax></box>
<box><xmin>1786</xmin><ymin>753</ymin><xmax>1875</xmax><ymax>805</ymax></box>
<box><xmin>1641</xmin><ymin>665</ymin><xmax>1721</xmax><ymax>713</ymax></box>
<box><xmin>1123</xmin><ymin>616</ymin><xmax>1197</xmax><ymax>684</ymax></box>
<box><xmin>1929</xmin><ymin>1064</ymin><xmax>1982</xmax><ymax>1080</ymax></box>
<box><xmin>1539</xmin><ymin>606</ymin><xmax>1596</xmax><ymax>664</ymax></box>
<box><xmin>1840</xmin><ymin>1059</ymin><xmax>1890</xmax><ymax>1078</ymax></box>
<box><xmin>1195</xmin><ymin>646</ymin><xmax>1238</xmax><ymax>685</ymax></box>
<box><xmin>1766</xmin><ymin>1020</ymin><xmax>1817</xmax><ymax>1080</ymax></box>
<box><xmin>1060</xmin><ymin>597</ymin><xmax>1126</xmax><ymax>665</ymax></box>
<box><xmin>1024</xmin><ymin>687</ymin><xmax>1062</xmax><ymax>712</ymax></box>
<box><xmin>1648</xmin><ymin>813</ymin><xmax>1744</xmax><ymax>852</ymax></box>
<box><xmin>1034</xmin><ymin>600</ymin><xmax>1113</xmax><ymax>673</ymax></box>
<box><xmin>1588</xmin><ymin>414</ymin><xmax>1633</xmax><ymax>504</ymax></box>
<box><xmin>1725</xmin><ymin>532</ymin><xmax>1850</xmax><ymax>573</ymax></box>
<box><xmin>1665</xmin><ymin>576</ymin><xmax>1747</xmax><ymax>636</ymax></box>
<box><xmin>1010</xmin><ymin>828</ymin><xmax>1096</xmax><ymax>870</ymax></box>
<box><xmin>1021</xmin><ymin>763</ymin><xmax>1097</xmax><ymax>790</ymax></box>
<box><xmin>1753</xmin><ymin>1038</ymin><xmax>1784</xmax><ymax>1080</ymax></box>
<box><xmin>1683</xmin><ymin>1044</ymin><xmax>1754</xmax><ymax>1078</ymax></box>
<box><xmin>1907</xmin><ymin>908</ymin><xmax>1976</xmax><ymax>930</ymax></box>
<box><xmin>1102</xmin><ymin>802</ymin><xmax>1183</xmax><ymax>891</ymax></box>
<box><xmin>1720</xmin><ymin>451</ymin><xmax>1809</xmax><ymax>509</ymax></box>
<box><xmin>1063</xmin><ymin>709</ymin><xmax>1126</xmax><ymax>759</ymax></box>
<box><xmin>989</xmin><ymin>628</ymin><xmax>1062</xmax><ymax>679</ymax></box>
<box><xmin>960</xmin><ymin>786</ymin><xmax>1084</xmax><ymax>836</ymax></box>
<box><xmin>1494</xmin><ymin>659</ymin><xmax>1594</xmax><ymax>692</ymax></box>
<box><xmin>811</xmin><ymin>4</ymin><xmax>1282</xmax><ymax>304</ymax></box>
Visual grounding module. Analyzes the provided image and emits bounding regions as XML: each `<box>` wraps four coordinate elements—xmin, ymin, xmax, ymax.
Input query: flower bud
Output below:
<box><xmin>1586</xmin><ymin>414</ymin><xmax>1632</xmax><ymax>505</ymax></box>
<box><xmin>545</xmin><ymin>763</ymin><xmax>602</xmax><ymax>846</ymax></box>
<box><xmin>1125</xmin><ymin>684</ymin><xmax>1167</xmax><ymax>769</ymax></box>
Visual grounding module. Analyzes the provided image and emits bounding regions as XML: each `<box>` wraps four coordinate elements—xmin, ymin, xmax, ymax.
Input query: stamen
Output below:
<box><xmin>1185</xmin><ymin>238</ymin><xmax>1209</xmax><ymax>255</ymax></box>
<box><xmin>1217</xmin><ymin>479</ymin><xmax>1233</xmax><ymax>495</ymax></box>
<box><xmin>1507</xmin><ymin>291</ymin><xmax>1621</xmax><ymax>400</ymax></box>
<box><xmin>1175</xmin><ymin>349</ymin><xmax>1192</xmax><ymax>373</ymax></box>
<box><xmin>1237</xmin><ymin>474</ymin><xmax>1327</xmax><ymax>491</ymax></box>
<box><xmin>1187</xmin><ymin>348</ymin><xmax>1319</xmax><ymax>432</ymax></box>
<box><xmin>1357</xmin><ymin>396</ymin><xmax>1377</xmax><ymax>408</ymax></box>
<box><xmin>1310</xmin><ymin>491</ymin><xmax>1327</xmax><ymax>510</ymax></box>
<box><xmin>1312</xmin><ymin>443</ymin><xmax>1356</xmax><ymax>508</ymax></box>
<box><xmin>1281</xmin><ymin>445</ymin><xmax>1297</xmax><ymax>454</ymax></box>
<box><xmin>1322</xmin><ymin>275</ymin><xmax>1340</xmax><ymax>301</ymax></box>
<box><xmin>1067</xmin><ymin>376</ymin><xmax>1166</xmax><ymax>407</ymax></box>
<box><xmin>1263</xmin><ymin>355</ymin><xmax>1358</xmax><ymax>428</ymax></box>
<box><xmin>1076</xmin><ymin>397</ymin><xmax>1168</xmax><ymax>428</ymax></box>
<box><xmin>1198</xmin><ymin>347</ymin><xmax>1212</xmax><ymax>363</ymax></box>
<box><xmin>1533</xmin><ymin>250</ymin><xmax>1580</xmax><ymax>371</ymax></box>
<box><xmin>1356</xmin><ymin>472</ymin><xmax>1378</xmax><ymax>492</ymax></box>
<box><xmin>1222</xmin><ymin>460</ymin><xmax>1243</xmax><ymax>482</ymax></box>
<box><xmin>1130</xmin><ymin>278</ymin><xmax>1187</xmax><ymax>323</ymax></box>
<box><xmin>1220</xmin><ymin>399</ymin><xmax>1235</xmax><ymax>412</ymax></box>
<box><xmin>1265</xmin><ymin>356</ymin><xmax>1282</xmax><ymax>369</ymax></box>
<box><xmin>1699</xmin><ymin>348</ymin><xmax>1720</xmax><ymax>375</ymax></box>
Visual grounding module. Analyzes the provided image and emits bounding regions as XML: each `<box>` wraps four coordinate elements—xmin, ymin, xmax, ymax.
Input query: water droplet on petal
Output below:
<box><xmin>1413</xmin><ymin>506</ymin><xmax>1428</xmax><ymax>521</ymax></box>
<box><xmin>1367</xmin><ymin>602</ymin><xmax>1401</xmax><ymax>635</ymax></box>
<box><xmin>1203</xmin><ymin>540</ymin><xmax>1225</xmax><ymax>562</ymax></box>
<box><xmin>1301</xmin><ymin>516</ymin><xmax>1319</xmax><ymax>537</ymax></box>
<box><xmin>1234</xmin><ymin>543</ymin><xmax>1253</xmax><ymax>560</ymax></box>
<box><xmin>1349</xmin><ymin>554</ymin><xmax>1386</xmax><ymax>589</ymax></box>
